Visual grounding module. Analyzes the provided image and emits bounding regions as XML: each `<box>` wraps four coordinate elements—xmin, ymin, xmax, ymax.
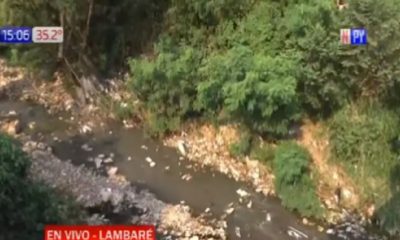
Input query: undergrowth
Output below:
<box><xmin>273</xmin><ymin>141</ymin><xmax>324</xmax><ymax>219</ymax></box>
<box><xmin>328</xmin><ymin>102</ymin><xmax>400</xmax><ymax>234</ymax></box>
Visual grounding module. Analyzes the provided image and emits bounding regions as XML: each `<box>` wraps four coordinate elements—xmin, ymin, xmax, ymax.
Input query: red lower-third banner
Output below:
<box><xmin>44</xmin><ymin>225</ymin><xmax>156</xmax><ymax>240</ymax></box>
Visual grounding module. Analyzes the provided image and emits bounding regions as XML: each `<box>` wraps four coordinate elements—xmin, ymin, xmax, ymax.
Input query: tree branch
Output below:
<box><xmin>57</xmin><ymin>9</ymin><xmax>65</xmax><ymax>60</ymax></box>
<box><xmin>82</xmin><ymin>0</ymin><xmax>94</xmax><ymax>49</ymax></box>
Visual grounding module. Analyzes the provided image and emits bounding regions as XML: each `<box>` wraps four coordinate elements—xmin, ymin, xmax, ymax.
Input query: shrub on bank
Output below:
<box><xmin>329</xmin><ymin>102</ymin><xmax>400</xmax><ymax>235</ymax></box>
<box><xmin>0</xmin><ymin>134</ymin><xmax>83</xmax><ymax>239</ymax></box>
<box><xmin>129</xmin><ymin>39</ymin><xmax>203</xmax><ymax>136</ymax></box>
<box><xmin>329</xmin><ymin>103</ymin><xmax>400</xmax><ymax>204</ymax></box>
<box><xmin>273</xmin><ymin>141</ymin><xmax>323</xmax><ymax>218</ymax></box>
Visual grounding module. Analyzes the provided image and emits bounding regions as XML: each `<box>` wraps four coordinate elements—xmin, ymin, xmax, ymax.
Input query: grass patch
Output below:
<box><xmin>229</xmin><ymin>131</ymin><xmax>252</xmax><ymax>158</ymax></box>
<box><xmin>250</xmin><ymin>140</ymin><xmax>275</xmax><ymax>169</ymax></box>
<box><xmin>328</xmin><ymin>102</ymin><xmax>400</xmax><ymax>206</ymax></box>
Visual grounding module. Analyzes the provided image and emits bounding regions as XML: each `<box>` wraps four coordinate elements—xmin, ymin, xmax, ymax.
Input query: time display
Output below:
<box><xmin>0</xmin><ymin>27</ymin><xmax>32</xmax><ymax>43</ymax></box>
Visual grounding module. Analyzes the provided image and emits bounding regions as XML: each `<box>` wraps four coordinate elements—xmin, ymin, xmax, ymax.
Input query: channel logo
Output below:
<box><xmin>340</xmin><ymin>28</ymin><xmax>367</xmax><ymax>45</ymax></box>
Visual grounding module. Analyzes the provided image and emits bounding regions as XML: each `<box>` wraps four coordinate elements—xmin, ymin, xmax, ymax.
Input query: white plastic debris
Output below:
<box><xmin>235</xmin><ymin>227</ymin><xmax>241</xmax><ymax>238</ymax></box>
<box><xmin>225</xmin><ymin>207</ymin><xmax>235</xmax><ymax>215</ymax></box>
<box><xmin>177</xmin><ymin>140</ymin><xmax>187</xmax><ymax>156</ymax></box>
<box><xmin>236</xmin><ymin>188</ymin><xmax>250</xmax><ymax>198</ymax></box>
<box><xmin>266</xmin><ymin>213</ymin><xmax>271</xmax><ymax>222</ymax></box>
<box><xmin>141</xmin><ymin>145</ymin><xmax>148</xmax><ymax>150</ymax></box>
<box><xmin>107</xmin><ymin>167</ymin><xmax>118</xmax><ymax>177</ymax></box>
<box><xmin>145</xmin><ymin>157</ymin><xmax>153</xmax><ymax>163</ymax></box>
<box><xmin>246</xmin><ymin>200</ymin><xmax>252</xmax><ymax>208</ymax></box>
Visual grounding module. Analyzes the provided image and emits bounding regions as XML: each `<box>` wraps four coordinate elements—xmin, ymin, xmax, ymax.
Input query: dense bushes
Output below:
<box><xmin>273</xmin><ymin>141</ymin><xmax>323</xmax><ymax>218</ymax></box>
<box><xmin>130</xmin><ymin>0</ymin><xmax>400</xmax><ymax>136</ymax></box>
<box><xmin>0</xmin><ymin>134</ymin><xmax>83</xmax><ymax>239</ymax></box>
<box><xmin>199</xmin><ymin>47</ymin><xmax>301</xmax><ymax>135</ymax></box>
<box><xmin>129</xmin><ymin>40</ymin><xmax>203</xmax><ymax>136</ymax></box>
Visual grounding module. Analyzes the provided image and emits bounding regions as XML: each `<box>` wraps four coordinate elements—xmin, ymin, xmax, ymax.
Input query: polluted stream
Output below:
<box><xmin>0</xmin><ymin>100</ymin><xmax>381</xmax><ymax>240</ymax></box>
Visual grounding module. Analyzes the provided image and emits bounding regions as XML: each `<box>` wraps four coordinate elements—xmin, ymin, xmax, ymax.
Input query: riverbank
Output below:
<box><xmin>0</xmin><ymin>58</ymin><xmax>387</xmax><ymax>239</ymax></box>
<box><xmin>24</xmin><ymin>139</ymin><xmax>227</xmax><ymax>239</ymax></box>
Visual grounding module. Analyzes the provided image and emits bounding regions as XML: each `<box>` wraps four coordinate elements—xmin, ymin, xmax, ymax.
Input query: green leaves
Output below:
<box><xmin>0</xmin><ymin>134</ymin><xmax>83</xmax><ymax>239</ymax></box>
<box><xmin>273</xmin><ymin>141</ymin><xmax>323</xmax><ymax>218</ymax></box>
<box><xmin>129</xmin><ymin>42</ymin><xmax>203</xmax><ymax>136</ymax></box>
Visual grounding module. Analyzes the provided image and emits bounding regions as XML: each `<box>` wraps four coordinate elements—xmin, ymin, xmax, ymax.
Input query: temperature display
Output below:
<box><xmin>32</xmin><ymin>27</ymin><xmax>63</xmax><ymax>43</ymax></box>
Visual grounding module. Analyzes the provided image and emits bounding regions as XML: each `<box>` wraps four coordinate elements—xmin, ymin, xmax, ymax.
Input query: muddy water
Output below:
<box><xmin>0</xmin><ymin>100</ymin><xmax>334</xmax><ymax>240</ymax></box>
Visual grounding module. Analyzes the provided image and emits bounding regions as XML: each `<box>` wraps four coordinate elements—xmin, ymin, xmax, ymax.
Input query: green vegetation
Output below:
<box><xmin>0</xmin><ymin>134</ymin><xmax>83</xmax><ymax>239</ymax></box>
<box><xmin>250</xmin><ymin>142</ymin><xmax>275</xmax><ymax>169</ymax></box>
<box><xmin>329</xmin><ymin>103</ymin><xmax>400</xmax><ymax>233</ymax></box>
<box><xmin>273</xmin><ymin>141</ymin><xmax>323</xmax><ymax>219</ymax></box>
<box><xmin>329</xmin><ymin>103</ymin><xmax>400</xmax><ymax>204</ymax></box>
<box><xmin>229</xmin><ymin>130</ymin><xmax>252</xmax><ymax>158</ymax></box>
<box><xmin>2</xmin><ymin>0</ymin><xmax>400</xmax><ymax>235</ymax></box>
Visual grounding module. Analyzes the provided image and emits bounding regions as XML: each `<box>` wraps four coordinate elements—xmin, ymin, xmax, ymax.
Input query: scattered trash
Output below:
<box><xmin>266</xmin><ymin>213</ymin><xmax>271</xmax><ymax>222</ymax></box>
<box><xmin>107</xmin><ymin>167</ymin><xmax>118</xmax><ymax>177</ymax></box>
<box><xmin>225</xmin><ymin>207</ymin><xmax>235</xmax><ymax>215</ymax></box>
<box><xmin>127</xmin><ymin>156</ymin><xmax>132</xmax><ymax>161</ymax></box>
<box><xmin>81</xmin><ymin>144</ymin><xmax>93</xmax><ymax>152</ymax></box>
<box><xmin>28</xmin><ymin>121</ymin><xmax>36</xmax><ymax>129</ymax></box>
<box><xmin>95</xmin><ymin>158</ymin><xmax>102</xmax><ymax>168</ymax></box>
<box><xmin>164</xmin><ymin>166</ymin><xmax>170</xmax><ymax>171</ymax></box>
<box><xmin>80</xmin><ymin>125</ymin><xmax>92</xmax><ymax>134</ymax></box>
<box><xmin>204</xmin><ymin>208</ymin><xmax>210</xmax><ymax>213</ymax></box>
<box><xmin>287</xmin><ymin>226</ymin><xmax>308</xmax><ymax>239</ymax></box>
<box><xmin>236</xmin><ymin>188</ymin><xmax>249</xmax><ymax>198</ymax></box>
<box><xmin>7</xmin><ymin>110</ymin><xmax>17</xmax><ymax>116</ymax></box>
<box><xmin>235</xmin><ymin>227</ymin><xmax>241</xmax><ymax>238</ymax></box>
<box><xmin>326</xmin><ymin>229</ymin><xmax>335</xmax><ymax>235</ymax></box>
<box><xmin>145</xmin><ymin>157</ymin><xmax>153</xmax><ymax>163</ymax></box>
<box><xmin>181</xmin><ymin>174</ymin><xmax>192</xmax><ymax>181</ymax></box>
<box><xmin>103</xmin><ymin>157</ymin><xmax>113</xmax><ymax>163</ymax></box>
<box><xmin>149</xmin><ymin>162</ymin><xmax>156</xmax><ymax>168</ymax></box>
<box><xmin>246</xmin><ymin>200</ymin><xmax>252</xmax><ymax>209</ymax></box>
<box><xmin>141</xmin><ymin>145</ymin><xmax>148</xmax><ymax>150</ymax></box>
<box><xmin>177</xmin><ymin>140</ymin><xmax>187</xmax><ymax>156</ymax></box>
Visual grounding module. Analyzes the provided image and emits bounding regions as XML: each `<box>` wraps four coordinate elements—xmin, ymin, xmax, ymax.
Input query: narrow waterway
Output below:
<box><xmin>0</xmin><ymin>99</ymin><xmax>379</xmax><ymax>240</ymax></box>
